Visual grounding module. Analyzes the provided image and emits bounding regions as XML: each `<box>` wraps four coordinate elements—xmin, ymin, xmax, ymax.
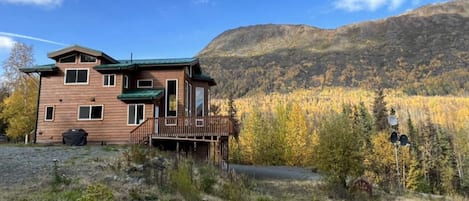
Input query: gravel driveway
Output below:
<box><xmin>230</xmin><ymin>164</ymin><xmax>322</xmax><ymax>180</ymax></box>
<box><xmin>0</xmin><ymin>145</ymin><xmax>123</xmax><ymax>190</ymax></box>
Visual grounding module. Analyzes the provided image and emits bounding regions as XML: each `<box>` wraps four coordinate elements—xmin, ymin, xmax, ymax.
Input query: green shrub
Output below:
<box><xmin>170</xmin><ymin>161</ymin><xmax>201</xmax><ymax>201</ymax></box>
<box><xmin>78</xmin><ymin>183</ymin><xmax>114</xmax><ymax>201</ymax></box>
<box><xmin>198</xmin><ymin>164</ymin><xmax>217</xmax><ymax>193</ymax></box>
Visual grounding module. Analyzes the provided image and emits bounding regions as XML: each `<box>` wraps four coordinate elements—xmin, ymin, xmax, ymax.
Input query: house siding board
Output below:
<box><xmin>36</xmin><ymin>61</ymin><xmax>133</xmax><ymax>144</ymax></box>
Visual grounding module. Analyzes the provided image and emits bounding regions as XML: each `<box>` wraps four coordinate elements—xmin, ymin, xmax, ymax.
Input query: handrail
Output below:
<box><xmin>130</xmin><ymin>116</ymin><xmax>233</xmax><ymax>144</ymax></box>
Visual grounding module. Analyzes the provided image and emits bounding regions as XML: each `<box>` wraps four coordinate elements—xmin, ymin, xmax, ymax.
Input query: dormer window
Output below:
<box><xmin>80</xmin><ymin>54</ymin><xmax>96</xmax><ymax>63</ymax></box>
<box><xmin>59</xmin><ymin>54</ymin><xmax>76</xmax><ymax>63</ymax></box>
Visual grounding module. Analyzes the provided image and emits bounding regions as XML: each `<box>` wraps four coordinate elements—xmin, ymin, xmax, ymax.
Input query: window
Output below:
<box><xmin>137</xmin><ymin>79</ymin><xmax>153</xmax><ymax>88</ymax></box>
<box><xmin>128</xmin><ymin>104</ymin><xmax>144</xmax><ymax>125</ymax></box>
<box><xmin>80</xmin><ymin>54</ymin><xmax>96</xmax><ymax>63</ymax></box>
<box><xmin>65</xmin><ymin>69</ymin><xmax>88</xmax><ymax>84</ymax></box>
<box><xmin>59</xmin><ymin>54</ymin><xmax>76</xmax><ymax>63</ymax></box>
<box><xmin>45</xmin><ymin>106</ymin><xmax>54</xmax><ymax>121</ymax></box>
<box><xmin>185</xmin><ymin>81</ymin><xmax>190</xmax><ymax>116</ymax></box>
<box><xmin>166</xmin><ymin>80</ymin><xmax>177</xmax><ymax>117</ymax></box>
<box><xmin>185</xmin><ymin>66</ymin><xmax>192</xmax><ymax>77</ymax></box>
<box><xmin>78</xmin><ymin>105</ymin><xmax>103</xmax><ymax>120</ymax></box>
<box><xmin>123</xmin><ymin>75</ymin><xmax>129</xmax><ymax>89</ymax></box>
<box><xmin>103</xmin><ymin>74</ymin><xmax>115</xmax><ymax>87</ymax></box>
<box><xmin>196</xmin><ymin>87</ymin><xmax>204</xmax><ymax>116</ymax></box>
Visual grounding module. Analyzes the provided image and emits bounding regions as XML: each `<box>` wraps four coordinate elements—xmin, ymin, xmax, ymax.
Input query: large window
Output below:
<box><xmin>65</xmin><ymin>69</ymin><xmax>88</xmax><ymax>84</ymax></box>
<box><xmin>166</xmin><ymin>80</ymin><xmax>177</xmax><ymax>117</ymax></box>
<box><xmin>80</xmin><ymin>54</ymin><xmax>97</xmax><ymax>63</ymax></box>
<box><xmin>185</xmin><ymin>81</ymin><xmax>192</xmax><ymax>116</ymax></box>
<box><xmin>45</xmin><ymin>106</ymin><xmax>54</xmax><ymax>121</ymax></box>
<box><xmin>196</xmin><ymin>87</ymin><xmax>204</xmax><ymax>116</ymax></box>
<box><xmin>128</xmin><ymin>104</ymin><xmax>144</xmax><ymax>125</ymax></box>
<box><xmin>103</xmin><ymin>74</ymin><xmax>115</xmax><ymax>87</ymax></box>
<box><xmin>59</xmin><ymin>54</ymin><xmax>76</xmax><ymax>63</ymax></box>
<box><xmin>78</xmin><ymin>105</ymin><xmax>103</xmax><ymax>120</ymax></box>
<box><xmin>137</xmin><ymin>79</ymin><xmax>153</xmax><ymax>88</ymax></box>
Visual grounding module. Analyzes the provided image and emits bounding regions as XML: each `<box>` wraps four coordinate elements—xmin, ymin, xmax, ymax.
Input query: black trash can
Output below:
<box><xmin>62</xmin><ymin>129</ymin><xmax>88</xmax><ymax>146</ymax></box>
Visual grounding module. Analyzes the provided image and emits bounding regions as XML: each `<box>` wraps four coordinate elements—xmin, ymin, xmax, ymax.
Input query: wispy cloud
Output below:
<box><xmin>334</xmin><ymin>0</ymin><xmax>405</xmax><ymax>12</ymax></box>
<box><xmin>0</xmin><ymin>0</ymin><xmax>62</xmax><ymax>7</ymax></box>
<box><xmin>0</xmin><ymin>36</ymin><xmax>15</xmax><ymax>52</ymax></box>
<box><xmin>0</xmin><ymin>32</ymin><xmax>67</xmax><ymax>46</ymax></box>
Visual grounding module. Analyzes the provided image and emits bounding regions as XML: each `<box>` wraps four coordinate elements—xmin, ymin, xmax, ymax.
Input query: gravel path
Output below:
<box><xmin>0</xmin><ymin>145</ymin><xmax>123</xmax><ymax>189</ymax></box>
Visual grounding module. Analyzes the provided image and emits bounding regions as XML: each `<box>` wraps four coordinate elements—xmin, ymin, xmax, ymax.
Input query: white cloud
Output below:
<box><xmin>334</xmin><ymin>0</ymin><xmax>406</xmax><ymax>11</ymax></box>
<box><xmin>0</xmin><ymin>0</ymin><xmax>62</xmax><ymax>7</ymax></box>
<box><xmin>0</xmin><ymin>32</ymin><xmax>67</xmax><ymax>46</ymax></box>
<box><xmin>0</xmin><ymin>36</ymin><xmax>15</xmax><ymax>52</ymax></box>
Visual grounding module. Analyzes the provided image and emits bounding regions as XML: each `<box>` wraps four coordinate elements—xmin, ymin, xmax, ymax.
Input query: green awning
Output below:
<box><xmin>20</xmin><ymin>64</ymin><xmax>58</xmax><ymax>73</ymax></box>
<box><xmin>117</xmin><ymin>89</ymin><xmax>164</xmax><ymax>101</ymax></box>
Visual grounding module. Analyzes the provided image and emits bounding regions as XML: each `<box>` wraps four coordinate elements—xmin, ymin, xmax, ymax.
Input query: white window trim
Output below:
<box><xmin>165</xmin><ymin>79</ymin><xmax>178</xmax><ymax>118</ymax></box>
<box><xmin>44</xmin><ymin>105</ymin><xmax>54</xmax><ymax>121</ymax></box>
<box><xmin>59</xmin><ymin>54</ymin><xmax>77</xmax><ymax>64</ymax></box>
<box><xmin>127</xmin><ymin>104</ymin><xmax>145</xmax><ymax>126</ymax></box>
<box><xmin>123</xmin><ymin>75</ymin><xmax>129</xmax><ymax>89</ymax></box>
<box><xmin>64</xmin><ymin>68</ymin><xmax>89</xmax><ymax>85</ymax></box>
<box><xmin>137</xmin><ymin>79</ymin><xmax>153</xmax><ymax>88</ymax></box>
<box><xmin>79</xmin><ymin>53</ymin><xmax>97</xmax><ymax>64</ymax></box>
<box><xmin>103</xmin><ymin>74</ymin><xmax>116</xmax><ymax>87</ymax></box>
<box><xmin>77</xmin><ymin>105</ymin><xmax>104</xmax><ymax>121</ymax></box>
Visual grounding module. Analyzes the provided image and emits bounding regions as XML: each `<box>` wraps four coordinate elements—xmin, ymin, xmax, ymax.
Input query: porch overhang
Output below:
<box><xmin>117</xmin><ymin>89</ymin><xmax>164</xmax><ymax>101</ymax></box>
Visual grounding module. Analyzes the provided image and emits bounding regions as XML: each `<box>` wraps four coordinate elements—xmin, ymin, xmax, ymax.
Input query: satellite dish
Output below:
<box><xmin>388</xmin><ymin>115</ymin><xmax>398</xmax><ymax>126</ymax></box>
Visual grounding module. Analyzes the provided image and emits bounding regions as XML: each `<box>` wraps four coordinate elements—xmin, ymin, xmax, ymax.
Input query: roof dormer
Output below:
<box><xmin>48</xmin><ymin>45</ymin><xmax>118</xmax><ymax>64</ymax></box>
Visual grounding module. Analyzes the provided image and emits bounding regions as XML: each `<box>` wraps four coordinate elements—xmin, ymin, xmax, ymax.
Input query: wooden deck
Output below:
<box><xmin>130</xmin><ymin>116</ymin><xmax>233</xmax><ymax>144</ymax></box>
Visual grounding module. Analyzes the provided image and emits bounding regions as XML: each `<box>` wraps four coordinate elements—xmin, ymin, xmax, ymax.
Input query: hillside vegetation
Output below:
<box><xmin>213</xmin><ymin>87</ymin><xmax>469</xmax><ymax>196</ymax></box>
<box><xmin>199</xmin><ymin>0</ymin><xmax>469</xmax><ymax>98</ymax></box>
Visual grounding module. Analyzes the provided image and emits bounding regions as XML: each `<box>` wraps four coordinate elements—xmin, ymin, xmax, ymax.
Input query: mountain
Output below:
<box><xmin>197</xmin><ymin>0</ymin><xmax>469</xmax><ymax>98</ymax></box>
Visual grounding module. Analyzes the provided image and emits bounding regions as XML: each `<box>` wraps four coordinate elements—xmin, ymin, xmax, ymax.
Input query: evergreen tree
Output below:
<box><xmin>372</xmin><ymin>88</ymin><xmax>389</xmax><ymax>132</ymax></box>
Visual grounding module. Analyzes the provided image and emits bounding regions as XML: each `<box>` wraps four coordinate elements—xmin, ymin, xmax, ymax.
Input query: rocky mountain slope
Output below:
<box><xmin>198</xmin><ymin>0</ymin><xmax>469</xmax><ymax>98</ymax></box>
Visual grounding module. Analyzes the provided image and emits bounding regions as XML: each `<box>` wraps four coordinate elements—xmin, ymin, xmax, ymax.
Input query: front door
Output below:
<box><xmin>154</xmin><ymin>105</ymin><xmax>159</xmax><ymax>134</ymax></box>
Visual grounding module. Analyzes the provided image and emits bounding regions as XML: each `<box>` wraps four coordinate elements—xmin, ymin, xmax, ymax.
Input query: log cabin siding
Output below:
<box><xmin>36</xmin><ymin>60</ymin><xmax>133</xmax><ymax>144</ymax></box>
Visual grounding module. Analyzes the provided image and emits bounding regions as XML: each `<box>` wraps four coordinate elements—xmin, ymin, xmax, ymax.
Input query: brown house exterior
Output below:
<box><xmin>21</xmin><ymin>45</ymin><xmax>232</xmax><ymax>163</ymax></box>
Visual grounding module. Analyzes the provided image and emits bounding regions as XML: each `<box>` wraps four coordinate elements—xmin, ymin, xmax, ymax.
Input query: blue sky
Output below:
<box><xmin>0</xmin><ymin>0</ymin><xmax>448</xmax><ymax>66</ymax></box>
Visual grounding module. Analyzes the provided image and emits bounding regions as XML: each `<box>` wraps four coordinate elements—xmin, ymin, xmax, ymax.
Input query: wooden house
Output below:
<box><xmin>20</xmin><ymin>45</ymin><xmax>233</xmax><ymax>163</ymax></box>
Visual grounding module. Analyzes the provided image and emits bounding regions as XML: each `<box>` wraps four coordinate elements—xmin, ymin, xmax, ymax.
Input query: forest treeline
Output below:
<box><xmin>213</xmin><ymin>87</ymin><xmax>469</xmax><ymax>195</ymax></box>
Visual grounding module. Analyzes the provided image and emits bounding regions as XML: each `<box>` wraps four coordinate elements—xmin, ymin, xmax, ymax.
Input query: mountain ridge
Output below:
<box><xmin>198</xmin><ymin>0</ymin><xmax>469</xmax><ymax>98</ymax></box>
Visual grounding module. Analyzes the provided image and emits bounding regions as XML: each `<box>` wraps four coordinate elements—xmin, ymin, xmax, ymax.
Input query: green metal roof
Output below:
<box><xmin>118</xmin><ymin>58</ymin><xmax>198</xmax><ymax>65</ymax></box>
<box><xmin>117</xmin><ymin>89</ymin><xmax>164</xmax><ymax>101</ymax></box>
<box><xmin>19</xmin><ymin>64</ymin><xmax>58</xmax><ymax>73</ymax></box>
<box><xmin>94</xmin><ymin>58</ymin><xmax>198</xmax><ymax>71</ymax></box>
<box><xmin>193</xmin><ymin>74</ymin><xmax>216</xmax><ymax>86</ymax></box>
<box><xmin>94</xmin><ymin>63</ymin><xmax>137</xmax><ymax>71</ymax></box>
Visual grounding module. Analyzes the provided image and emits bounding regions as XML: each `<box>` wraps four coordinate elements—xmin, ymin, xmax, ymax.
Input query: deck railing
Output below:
<box><xmin>130</xmin><ymin>116</ymin><xmax>233</xmax><ymax>144</ymax></box>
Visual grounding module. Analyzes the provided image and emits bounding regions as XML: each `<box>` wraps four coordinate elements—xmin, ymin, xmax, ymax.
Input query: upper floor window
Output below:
<box><xmin>59</xmin><ymin>54</ymin><xmax>76</xmax><ymax>63</ymax></box>
<box><xmin>185</xmin><ymin>66</ymin><xmax>192</xmax><ymax>77</ymax></box>
<box><xmin>65</xmin><ymin>69</ymin><xmax>88</xmax><ymax>85</ymax></box>
<box><xmin>166</xmin><ymin>80</ymin><xmax>177</xmax><ymax>117</ymax></box>
<box><xmin>80</xmin><ymin>54</ymin><xmax>97</xmax><ymax>63</ymax></box>
<box><xmin>103</xmin><ymin>74</ymin><xmax>115</xmax><ymax>87</ymax></box>
<box><xmin>196</xmin><ymin>87</ymin><xmax>204</xmax><ymax>116</ymax></box>
<box><xmin>78</xmin><ymin>105</ymin><xmax>103</xmax><ymax>120</ymax></box>
<box><xmin>45</xmin><ymin>106</ymin><xmax>54</xmax><ymax>121</ymax></box>
<box><xmin>137</xmin><ymin>79</ymin><xmax>153</xmax><ymax>88</ymax></box>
